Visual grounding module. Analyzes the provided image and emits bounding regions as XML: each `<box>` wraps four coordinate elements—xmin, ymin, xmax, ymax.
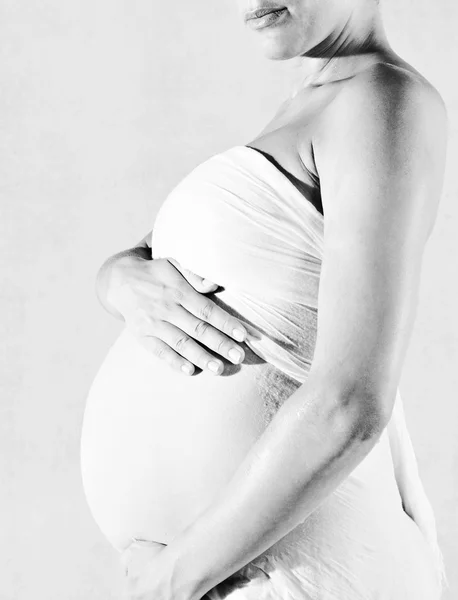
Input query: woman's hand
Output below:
<box><xmin>107</xmin><ymin>254</ymin><xmax>249</xmax><ymax>376</ymax></box>
<box><xmin>121</xmin><ymin>538</ymin><xmax>167</xmax><ymax>578</ymax></box>
<box><xmin>120</xmin><ymin>539</ymin><xmax>178</xmax><ymax>600</ymax></box>
<box><xmin>120</xmin><ymin>538</ymin><xmax>256</xmax><ymax>600</ymax></box>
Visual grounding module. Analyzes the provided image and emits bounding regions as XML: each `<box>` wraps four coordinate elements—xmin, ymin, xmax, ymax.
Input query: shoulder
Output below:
<box><xmin>332</xmin><ymin>61</ymin><xmax>446</xmax><ymax>123</ymax></box>
<box><xmin>310</xmin><ymin>62</ymin><xmax>448</xmax><ymax>242</ymax></box>
<box><xmin>314</xmin><ymin>62</ymin><xmax>448</xmax><ymax>156</ymax></box>
<box><xmin>310</xmin><ymin>62</ymin><xmax>449</xmax><ymax>201</ymax></box>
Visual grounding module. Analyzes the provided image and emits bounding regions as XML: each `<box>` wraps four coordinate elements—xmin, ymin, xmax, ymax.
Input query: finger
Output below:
<box><xmin>156</xmin><ymin>321</ymin><xmax>229</xmax><ymax>375</ymax></box>
<box><xmin>134</xmin><ymin>332</ymin><xmax>197</xmax><ymax>376</ymax></box>
<box><xmin>184</xmin><ymin>270</ymin><xmax>219</xmax><ymax>294</ymax></box>
<box><xmin>169</xmin><ymin>305</ymin><xmax>245</xmax><ymax>366</ymax></box>
<box><xmin>180</xmin><ymin>292</ymin><xmax>248</xmax><ymax>343</ymax></box>
<box><xmin>167</xmin><ymin>257</ymin><xmax>219</xmax><ymax>293</ymax></box>
<box><xmin>130</xmin><ymin>538</ymin><xmax>167</xmax><ymax>550</ymax></box>
<box><xmin>129</xmin><ymin>540</ymin><xmax>167</xmax><ymax>563</ymax></box>
<box><xmin>165</xmin><ymin>259</ymin><xmax>247</xmax><ymax>342</ymax></box>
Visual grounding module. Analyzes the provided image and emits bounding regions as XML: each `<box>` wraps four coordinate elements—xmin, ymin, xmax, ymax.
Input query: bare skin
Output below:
<box><xmin>87</xmin><ymin>1</ymin><xmax>448</xmax><ymax>597</ymax></box>
<box><xmin>105</xmin><ymin>254</ymin><xmax>251</xmax><ymax>376</ymax></box>
<box><xmin>106</xmin><ymin>48</ymin><xmax>442</xmax><ymax>382</ymax></box>
<box><xmin>114</xmin><ymin>58</ymin><xmax>447</xmax><ymax>595</ymax></box>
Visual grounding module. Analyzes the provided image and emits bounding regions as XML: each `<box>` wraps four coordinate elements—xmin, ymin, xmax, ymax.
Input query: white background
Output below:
<box><xmin>1</xmin><ymin>0</ymin><xmax>456</xmax><ymax>597</ymax></box>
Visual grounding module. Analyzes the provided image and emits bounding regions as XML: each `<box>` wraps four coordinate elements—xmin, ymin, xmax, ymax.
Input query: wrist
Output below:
<box><xmin>161</xmin><ymin>540</ymin><xmax>207</xmax><ymax>600</ymax></box>
<box><xmin>99</xmin><ymin>252</ymin><xmax>139</xmax><ymax>316</ymax></box>
<box><xmin>110</xmin><ymin>247</ymin><xmax>150</xmax><ymax>284</ymax></box>
<box><xmin>104</xmin><ymin>256</ymin><xmax>136</xmax><ymax>312</ymax></box>
<box><xmin>96</xmin><ymin>246</ymin><xmax>152</xmax><ymax>320</ymax></box>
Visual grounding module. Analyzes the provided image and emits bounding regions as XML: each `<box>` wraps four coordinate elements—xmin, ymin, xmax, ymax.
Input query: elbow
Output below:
<box><xmin>353</xmin><ymin>400</ymin><xmax>388</xmax><ymax>442</ymax></box>
<box><xmin>348</xmin><ymin>390</ymin><xmax>392</xmax><ymax>440</ymax></box>
<box><xmin>326</xmin><ymin>383</ymin><xmax>393</xmax><ymax>442</ymax></box>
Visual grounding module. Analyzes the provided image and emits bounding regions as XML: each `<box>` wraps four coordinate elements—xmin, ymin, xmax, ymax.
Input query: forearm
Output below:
<box><xmin>162</xmin><ymin>377</ymin><xmax>386</xmax><ymax>600</ymax></box>
<box><xmin>95</xmin><ymin>244</ymin><xmax>152</xmax><ymax>320</ymax></box>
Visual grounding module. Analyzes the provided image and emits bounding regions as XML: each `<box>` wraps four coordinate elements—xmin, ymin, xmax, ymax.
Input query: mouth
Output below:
<box><xmin>245</xmin><ymin>6</ymin><xmax>287</xmax><ymax>22</ymax></box>
<box><xmin>244</xmin><ymin>6</ymin><xmax>288</xmax><ymax>30</ymax></box>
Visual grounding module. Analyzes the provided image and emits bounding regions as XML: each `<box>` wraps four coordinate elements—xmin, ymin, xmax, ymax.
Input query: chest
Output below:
<box><xmin>246</xmin><ymin>84</ymin><xmax>340</xmax><ymax>189</ymax></box>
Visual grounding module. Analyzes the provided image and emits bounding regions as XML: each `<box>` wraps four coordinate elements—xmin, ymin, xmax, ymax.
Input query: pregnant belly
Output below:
<box><xmin>80</xmin><ymin>326</ymin><xmax>301</xmax><ymax>552</ymax></box>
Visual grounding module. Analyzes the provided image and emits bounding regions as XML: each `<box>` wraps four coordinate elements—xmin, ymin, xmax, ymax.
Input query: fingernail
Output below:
<box><xmin>232</xmin><ymin>328</ymin><xmax>245</xmax><ymax>341</ymax></box>
<box><xmin>207</xmin><ymin>360</ymin><xmax>221</xmax><ymax>373</ymax></box>
<box><xmin>203</xmin><ymin>278</ymin><xmax>216</xmax><ymax>286</ymax></box>
<box><xmin>246</xmin><ymin>329</ymin><xmax>262</xmax><ymax>342</ymax></box>
<box><xmin>181</xmin><ymin>364</ymin><xmax>193</xmax><ymax>375</ymax></box>
<box><xmin>229</xmin><ymin>348</ymin><xmax>243</xmax><ymax>363</ymax></box>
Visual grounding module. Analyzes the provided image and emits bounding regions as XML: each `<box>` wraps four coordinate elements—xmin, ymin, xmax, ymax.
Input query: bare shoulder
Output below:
<box><xmin>341</xmin><ymin>61</ymin><xmax>446</xmax><ymax>119</ymax></box>
<box><xmin>315</xmin><ymin>61</ymin><xmax>448</xmax><ymax>151</ymax></box>
<box><xmin>310</xmin><ymin>61</ymin><xmax>448</xmax><ymax>243</ymax></box>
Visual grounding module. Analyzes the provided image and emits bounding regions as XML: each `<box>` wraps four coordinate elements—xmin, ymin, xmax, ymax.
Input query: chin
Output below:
<box><xmin>253</xmin><ymin>20</ymin><xmax>311</xmax><ymax>61</ymax></box>
<box><xmin>258</xmin><ymin>37</ymin><xmax>302</xmax><ymax>61</ymax></box>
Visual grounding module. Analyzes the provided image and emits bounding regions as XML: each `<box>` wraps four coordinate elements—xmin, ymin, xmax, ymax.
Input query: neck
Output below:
<box><xmin>291</xmin><ymin>6</ymin><xmax>395</xmax><ymax>93</ymax></box>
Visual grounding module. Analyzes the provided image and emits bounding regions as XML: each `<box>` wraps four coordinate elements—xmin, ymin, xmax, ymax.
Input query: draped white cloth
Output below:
<box><xmin>150</xmin><ymin>145</ymin><xmax>447</xmax><ymax>598</ymax></box>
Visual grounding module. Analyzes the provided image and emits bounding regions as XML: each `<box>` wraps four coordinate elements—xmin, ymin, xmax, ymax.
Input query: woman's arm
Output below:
<box><xmin>137</xmin><ymin>65</ymin><xmax>448</xmax><ymax>600</ymax></box>
<box><xmin>94</xmin><ymin>229</ymin><xmax>251</xmax><ymax>374</ymax></box>
<box><xmin>95</xmin><ymin>229</ymin><xmax>153</xmax><ymax>321</ymax></box>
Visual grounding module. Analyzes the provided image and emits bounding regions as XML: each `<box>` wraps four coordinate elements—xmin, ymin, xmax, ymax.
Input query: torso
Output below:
<box><xmin>245</xmin><ymin>53</ymin><xmax>423</xmax><ymax>201</ymax></box>
<box><xmin>81</xmin><ymin>327</ymin><xmax>303</xmax><ymax>550</ymax></box>
<box><xmin>80</xmin><ymin>54</ymin><xmax>425</xmax><ymax>554</ymax></box>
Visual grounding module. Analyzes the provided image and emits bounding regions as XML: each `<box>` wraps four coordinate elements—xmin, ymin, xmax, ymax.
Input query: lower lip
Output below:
<box><xmin>246</xmin><ymin>8</ymin><xmax>288</xmax><ymax>31</ymax></box>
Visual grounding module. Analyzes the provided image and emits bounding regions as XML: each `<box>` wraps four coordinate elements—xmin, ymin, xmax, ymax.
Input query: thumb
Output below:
<box><xmin>184</xmin><ymin>271</ymin><xmax>219</xmax><ymax>293</ymax></box>
<box><xmin>167</xmin><ymin>258</ymin><xmax>219</xmax><ymax>293</ymax></box>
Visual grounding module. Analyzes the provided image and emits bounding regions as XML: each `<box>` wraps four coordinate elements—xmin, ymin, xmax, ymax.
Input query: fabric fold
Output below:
<box><xmin>151</xmin><ymin>144</ymin><xmax>447</xmax><ymax>595</ymax></box>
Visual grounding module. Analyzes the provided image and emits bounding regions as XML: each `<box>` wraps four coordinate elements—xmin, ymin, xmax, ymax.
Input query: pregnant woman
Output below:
<box><xmin>80</xmin><ymin>1</ymin><xmax>448</xmax><ymax>598</ymax></box>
